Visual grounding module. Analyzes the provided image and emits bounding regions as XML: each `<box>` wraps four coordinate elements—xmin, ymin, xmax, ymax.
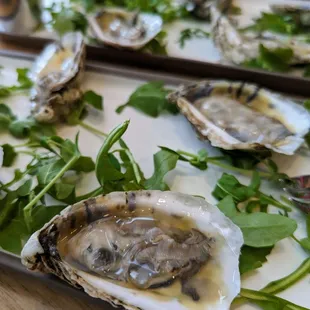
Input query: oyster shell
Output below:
<box><xmin>270</xmin><ymin>1</ymin><xmax>310</xmax><ymax>26</ymax></box>
<box><xmin>211</xmin><ymin>5</ymin><xmax>310</xmax><ymax>65</ymax></box>
<box><xmin>168</xmin><ymin>80</ymin><xmax>310</xmax><ymax>155</ymax></box>
<box><xmin>88</xmin><ymin>8</ymin><xmax>163</xmax><ymax>50</ymax></box>
<box><xmin>21</xmin><ymin>191</ymin><xmax>243</xmax><ymax>310</ymax></box>
<box><xmin>30</xmin><ymin>32</ymin><xmax>86</xmax><ymax>123</ymax></box>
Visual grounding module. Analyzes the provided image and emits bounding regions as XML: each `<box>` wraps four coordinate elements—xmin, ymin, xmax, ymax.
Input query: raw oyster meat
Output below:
<box><xmin>168</xmin><ymin>80</ymin><xmax>310</xmax><ymax>155</ymax></box>
<box><xmin>211</xmin><ymin>5</ymin><xmax>310</xmax><ymax>65</ymax></box>
<box><xmin>88</xmin><ymin>8</ymin><xmax>163</xmax><ymax>50</ymax></box>
<box><xmin>22</xmin><ymin>191</ymin><xmax>243</xmax><ymax>310</ymax></box>
<box><xmin>30</xmin><ymin>32</ymin><xmax>86</xmax><ymax>123</ymax></box>
<box><xmin>270</xmin><ymin>1</ymin><xmax>310</xmax><ymax>26</ymax></box>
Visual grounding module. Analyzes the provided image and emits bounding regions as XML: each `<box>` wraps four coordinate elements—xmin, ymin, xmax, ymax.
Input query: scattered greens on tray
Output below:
<box><xmin>1</xmin><ymin>67</ymin><xmax>310</xmax><ymax>310</ymax></box>
<box><xmin>178</xmin><ymin>28</ymin><xmax>210</xmax><ymax>48</ymax></box>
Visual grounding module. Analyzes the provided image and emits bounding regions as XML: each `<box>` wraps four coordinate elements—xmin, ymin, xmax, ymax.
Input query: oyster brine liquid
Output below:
<box><xmin>57</xmin><ymin>207</ymin><xmax>226</xmax><ymax>309</ymax></box>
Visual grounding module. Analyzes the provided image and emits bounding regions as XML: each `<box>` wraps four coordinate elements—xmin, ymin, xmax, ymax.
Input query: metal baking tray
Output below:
<box><xmin>0</xmin><ymin>48</ymin><xmax>197</xmax><ymax>308</ymax></box>
<box><xmin>1</xmin><ymin>32</ymin><xmax>310</xmax><ymax>97</ymax></box>
<box><xmin>0</xmin><ymin>48</ymin><xmax>308</xmax><ymax>309</ymax></box>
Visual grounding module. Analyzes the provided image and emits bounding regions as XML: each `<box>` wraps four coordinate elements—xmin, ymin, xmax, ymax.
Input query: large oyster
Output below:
<box><xmin>270</xmin><ymin>1</ymin><xmax>310</xmax><ymax>27</ymax></box>
<box><xmin>211</xmin><ymin>5</ymin><xmax>310</xmax><ymax>65</ymax></box>
<box><xmin>30</xmin><ymin>32</ymin><xmax>86</xmax><ymax>123</ymax></box>
<box><xmin>89</xmin><ymin>8</ymin><xmax>163</xmax><ymax>50</ymax></box>
<box><xmin>168</xmin><ymin>80</ymin><xmax>310</xmax><ymax>155</ymax></box>
<box><xmin>21</xmin><ymin>191</ymin><xmax>243</xmax><ymax>310</ymax></box>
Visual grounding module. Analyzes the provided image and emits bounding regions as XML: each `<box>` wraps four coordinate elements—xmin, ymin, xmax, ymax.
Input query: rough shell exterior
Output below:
<box><xmin>168</xmin><ymin>80</ymin><xmax>310</xmax><ymax>155</ymax></box>
<box><xmin>211</xmin><ymin>6</ymin><xmax>310</xmax><ymax>65</ymax></box>
<box><xmin>88</xmin><ymin>8</ymin><xmax>163</xmax><ymax>50</ymax></box>
<box><xmin>21</xmin><ymin>191</ymin><xmax>243</xmax><ymax>310</ymax></box>
<box><xmin>30</xmin><ymin>32</ymin><xmax>86</xmax><ymax>123</ymax></box>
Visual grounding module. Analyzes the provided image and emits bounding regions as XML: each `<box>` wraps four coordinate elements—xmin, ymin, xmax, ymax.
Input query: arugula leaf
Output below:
<box><xmin>142</xmin><ymin>31</ymin><xmax>167</xmax><ymax>55</ymax></box>
<box><xmin>243</xmin><ymin>44</ymin><xmax>294</xmax><ymax>72</ymax></box>
<box><xmin>72</xmin><ymin>156</ymin><xmax>95</xmax><ymax>172</ymax></box>
<box><xmin>0</xmin><ymin>68</ymin><xmax>32</xmax><ymax>98</ymax></box>
<box><xmin>239</xmin><ymin>245</ymin><xmax>273</xmax><ymax>275</ymax></box>
<box><xmin>144</xmin><ymin>149</ymin><xmax>179</xmax><ymax>190</ymax></box>
<box><xmin>49</xmin><ymin>6</ymin><xmax>88</xmax><ymax>35</ymax></box>
<box><xmin>55</xmin><ymin>183</ymin><xmax>75</xmax><ymax>200</ymax></box>
<box><xmin>116</xmin><ymin>81</ymin><xmax>178</xmax><ymax>117</ymax></box>
<box><xmin>83</xmin><ymin>90</ymin><xmax>103</xmax><ymax>110</ymax></box>
<box><xmin>96</xmin><ymin>121</ymin><xmax>129</xmax><ymax>186</ymax></box>
<box><xmin>232</xmin><ymin>213</ymin><xmax>297</xmax><ymax>247</ymax></box>
<box><xmin>60</xmin><ymin>139</ymin><xmax>80</xmax><ymax>162</ymax></box>
<box><xmin>299</xmin><ymin>238</ymin><xmax>310</xmax><ymax>251</ymax></box>
<box><xmin>178</xmin><ymin>28</ymin><xmax>210</xmax><ymax>48</ymax></box>
<box><xmin>242</xmin><ymin>13</ymin><xmax>302</xmax><ymax>35</ymax></box>
<box><xmin>0</xmin><ymin>192</ymin><xmax>18</xmax><ymax>228</ymax></box>
<box><xmin>37</xmin><ymin>160</ymin><xmax>65</xmax><ymax>185</ymax></box>
<box><xmin>16</xmin><ymin>180</ymin><xmax>32</xmax><ymax>197</ymax></box>
<box><xmin>217</xmin><ymin>195</ymin><xmax>238</xmax><ymax>218</ymax></box>
<box><xmin>9</xmin><ymin>118</ymin><xmax>36</xmax><ymax>138</ymax></box>
<box><xmin>0</xmin><ymin>103</ymin><xmax>16</xmax><ymax>130</ymax></box>
<box><xmin>1</xmin><ymin>143</ymin><xmax>17</xmax><ymax>167</ymax></box>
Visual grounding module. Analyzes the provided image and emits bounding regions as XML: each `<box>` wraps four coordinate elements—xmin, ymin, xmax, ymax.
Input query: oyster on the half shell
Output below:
<box><xmin>168</xmin><ymin>80</ymin><xmax>310</xmax><ymax>155</ymax></box>
<box><xmin>88</xmin><ymin>8</ymin><xmax>163</xmax><ymax>50</ymax></box>
<box><xmin>21</xmin><ymin>191</ymin><xmax>243</xmax><ymax>310</ymax></box>
<box><xmin>211</xmin><ymin>5</ymin><xmax>310</xmax><ymax>65</ymax></box>
<box><xmin>270</xmin><ymin>1</ymin><xmax>310</xmax><ymax>27</ymax></box>
<box><xmin>30</xmin><ymin>32</ymin><xmax>86</xmax><ymax>123</ymax></box>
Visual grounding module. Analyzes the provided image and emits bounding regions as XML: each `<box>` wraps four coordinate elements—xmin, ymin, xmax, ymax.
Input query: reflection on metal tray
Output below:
<box><xmin>1</xmin><ymin>32</ymin><xmax>310</xmax><ymax>96</ymax></box>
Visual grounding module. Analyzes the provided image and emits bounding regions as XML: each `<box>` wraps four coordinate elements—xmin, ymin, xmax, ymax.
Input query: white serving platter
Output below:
<box><xmin>0</xmin><ymin>52</ymin><xmax>309</xmax><ymax>309</ymax></box>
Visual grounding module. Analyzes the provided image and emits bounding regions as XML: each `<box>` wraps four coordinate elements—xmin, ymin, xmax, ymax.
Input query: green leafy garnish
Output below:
<box><xmin>116</xmin><ymin>81</ymin><xmax>178</xmax><ymax>117</ymax></box>
<box><xmin>82</xmin><ymin>90</ymin><xmax>104</xmax><ymax>111</ymax></box>
<box><xmin>1</xmin><ymin>143</ymin><xmax>17</xmax><ymax>167</ymax></box>
<box><xmin>0</xmin><ymin>68</ymin><xmax>33</xmax><ymax>98</ymax></box>
<box><xmin>241</xmin><ymin>12</ymin><xmax>304</xmax><ymax>35</ymax></box>
<box><xmin>178</xmin><ymin>28</ymin><xmax>210</xmax><ymax>48</ymax></box>
<box><xmin>142</xmin><ymin>31</ymin><xmax>168</xmax><ymax>55</ymax></box>
<box><xmin>48</xmin><ymin>4</ymin><xmax>88</xmax><ymax>35</ymax></box>
<box><xmin>243</xmin><ymin>44</ymin><xmax>294</xmax><ymax>72</ymax></box>
<box><xmin>239</xmin><ymin>245</ymin><xmax>273</xmax><ymax>275</ymax></box>
<box><xmin>232</xmin><ymin>212</ymin><xmax>297</xmax><ymax>247</ymax></box>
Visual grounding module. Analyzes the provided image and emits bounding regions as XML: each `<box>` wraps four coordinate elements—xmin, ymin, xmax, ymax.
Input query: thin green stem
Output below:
<box><xmin>125</xmin><ymin>149</ymin><xmax>142</xmax><ymax>184</ymax></box>
<box><xmin>208</xmin><ymin>159</ymin><xmax>271</xmax><ymax>178</ymax></box>
<box><xmin>176</xmin><ymin>150</ymin><xmax>197</xmax><ymax>158</ymax></box>
<box><xmin>16</xmin><ymin>151</ymin><xmax>36</xmax><ymax>157</ymax></box>
<box><xmin>240</xmin><ymin>288</ymin><xmax>309</xmax><ymax>310</ymax></box>
<box><xmin>23</xmin><ymin>155</ymin><xmax>79</xmax><ymax>231</ymax></box>
<box><xmin>13</xmin><ymin>142</ymin><xmax>40</xmax><ymax>148</ymax></box>
<box><xmin>79</xmin><ymin>121</ymin><xmax>107</xmax><ymax>137</ymax></box>
<box><xmin>261</xmin><ymin>258</ymin><xmax>310</xmax><ymax>294</ymax></box>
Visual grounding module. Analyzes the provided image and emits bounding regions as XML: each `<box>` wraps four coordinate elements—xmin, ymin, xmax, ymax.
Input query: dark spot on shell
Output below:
<box><xmin>171</xmin><ymin>213</ymin><xmax>183</xmax><ymax>219</ymax></box>
<box><xmin>236</xmin><ymin>82</ymin><xmax>245</xmax><ymax>98</ymax></box>
<box><xmin>246</xmin><ymin>86</ymin><xmax>260</xmax><ymax>103</ymax></box>
<box><xmin>39</xmin><ymin>224</ymin><xmax>60</xmax><ymax>261</ymax></box>
<box><xmin>149</xmin><ymin>279</ymin><xmax>174</xmax><ymax>289</ymax></box>
<box><xmin>268</xmin><ymin>103</ymin><xmax>275</xmax><ymax>109</ymax></box>
<box><xmin>112</xmin><ymin>243</ymin><xmax>118</xmax><ymax>250</ymax></box>
<box><xmin>70</xmin><ymin>214</ymin><xmax>76</xmax><ymax>229</ymax></box>
<box><xmin>127</xmin><ymin>192</ymin><xmax>136</xmax><ymax>212</ymax></box>
<box><xmin>181</xmin><ymin>283</ymin><xmax>200</xmax><ymax>301</ymax></box>
<box><xmin>146</xmin><ymin>192</ymin><xmax>151</xmax><ymax>197</ymax></box>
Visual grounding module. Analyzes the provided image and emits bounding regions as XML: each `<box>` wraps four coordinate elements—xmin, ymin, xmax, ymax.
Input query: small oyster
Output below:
<box><xmin>21</xmin><ymin>191</ymin><xmax>243</xmax><ymax>310</ymax></box>
<box><xmin>89</xmin><ymin>8</ymin><xmax>163</xmax><ymax>50</ymax></box>
<box><xmin>168</xmin><ymin>80</ymin><xmax>310</xmax><ymax>155</ymax></box>
<box><xmin>270</xmin><ymin>1</ymin><xmax>310</xmax><ymax>26</ymax></box>
<box><xmin>211</xmin><ymin>5</ymin><xmax>310</xmax><ymax>65</ymax></box>
<box><xmin>30</xmin><ymin>32</ymin><xmax>86</xmax><ymax>123</ymax></box>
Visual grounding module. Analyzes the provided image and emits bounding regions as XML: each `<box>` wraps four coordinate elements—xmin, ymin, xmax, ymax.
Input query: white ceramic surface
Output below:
<box><xmin>0</xmin><ymin>55</ymin><xmax>309</xmax><ymax>309</ymax></box>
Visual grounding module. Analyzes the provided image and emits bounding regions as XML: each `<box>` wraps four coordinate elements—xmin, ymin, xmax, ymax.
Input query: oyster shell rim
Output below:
<box><xmin>21</xmin><ymin>190</ymin><xmax>243</xmax><ymax>310</ymax></box>
<box><xmin>88</xmin><ymin>7</ymin><xmax>163</xmax><ymax>50</ymax></box>
<box><xmin>167</xmin><ymin>80</ymin><xmax>310</xmax><ymax>155</ymax></box>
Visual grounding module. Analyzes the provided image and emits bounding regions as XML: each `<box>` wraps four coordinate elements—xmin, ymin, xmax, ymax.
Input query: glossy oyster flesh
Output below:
<box><xmin>168</xmin><ymin>80</ymin><xmax>310</xmax><ymax>155</ymax></box>
<box><xmin>211</xmin><ymin>6</ymin><xmax>310</xmax><ymax>65</ymax></box>
<box><xmin>89</xmin><ymin>8</ymin><xmax>163</xmax><ymax>50</ymax></box>
<box><xmin>30</xmin><ymin>32</ymin><xmax>86</xmax><ymax>123</ymax></box>
<box><xmin>21</xmin><ymin>191</ymin><xmax>243</xmax><ymax>310</ymax></box>
<box><xmin>270</xmin><ymin>1</ymin><xmax>310</xmax><ymax>26</ymax></box>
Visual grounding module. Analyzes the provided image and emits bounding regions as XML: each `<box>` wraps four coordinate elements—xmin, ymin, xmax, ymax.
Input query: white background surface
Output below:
<box><xmin>0</xmin><ymin>54</ymin><xmax>309</xmax><ymax>309</ymax></box>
